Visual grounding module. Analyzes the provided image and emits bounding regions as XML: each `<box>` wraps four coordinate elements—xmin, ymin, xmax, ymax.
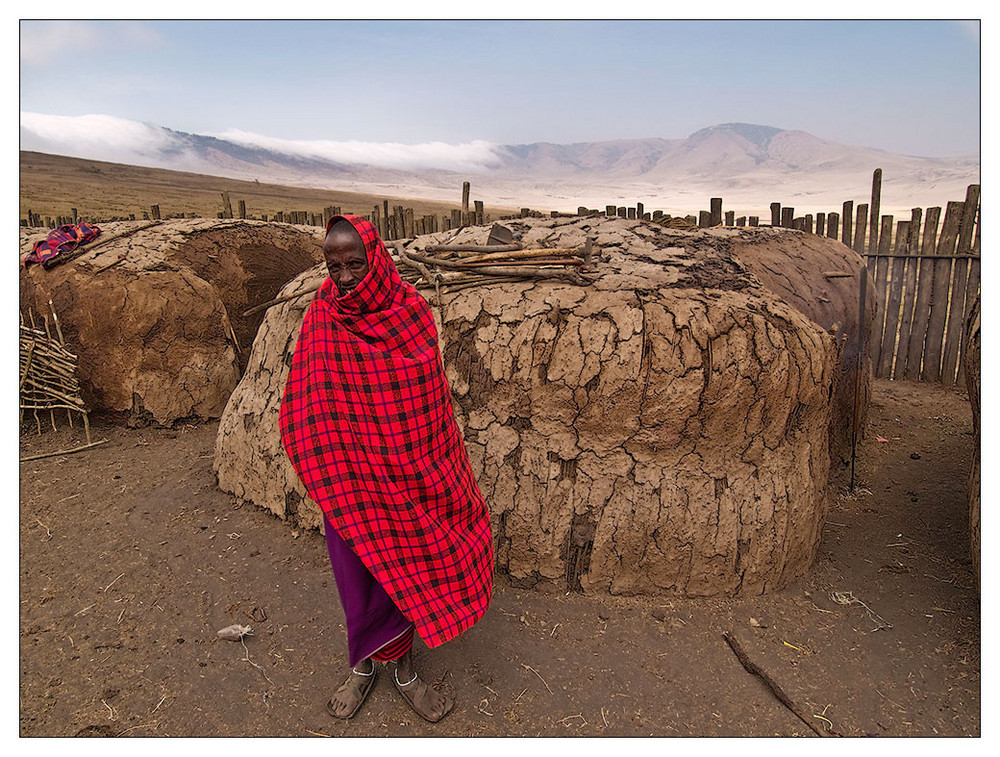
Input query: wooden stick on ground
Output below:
<box><xmin>20</xmin><ymin>439</ymin><xmax>109</xmax><ymax>463</ymax></box>
<box><xmin>721</xmin><ymin>632</ymin><xmax>835</xmax><ymax>737</ymax></box>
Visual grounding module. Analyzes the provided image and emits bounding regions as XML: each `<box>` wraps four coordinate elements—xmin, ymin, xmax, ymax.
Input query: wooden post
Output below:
<box><xmin>453</xmin><ymin>209</ymin><xmax>463</xmax><ymax>228</ymax></box>
<box><xmin>699</xmin><ymin>210</ymin><xmax>711</xmax><ymax>227</ymax></box>
<box><xmin>474</xmin><ymin>200</ymin><xmax>484</xmax><ymax>225</ymax></box>
<box><xmin>804</xmin><ymin>214</ymin><xmax>814</xmax><ymax>234</ymax></box>
<box><xmin>392</xmin><ymin>205</ymin><xmax>404</xmax><ymax>238</ymax></box>
<box><xmin>618</xmin><ymin>207</ymin><xmax>627</xmax><ymax>218</ymax></box>
<box><xmin>462</xmin><ymin>182</ymin><xmax>470</xmax><ymax>215</ymax></box>
<box><xmin>238</xmin><ymin>200</ymin><xmax>247</xmax><ymax>219</ymax></box>
<box><xmin>869</xmin><ymin>214</ymin><xmax>895</xmax><ymax>370</ymax></box>
<box><xmin>636</xmin><ymin>202</ymin><xmax>644</xmax><ymax>219</ymax></box>
<box><xmin>957</xmin><ymin>184</ymin><xmax>980</xmax><ymax>254</ymax></box>
<box><xmin>221</xmin><ymin>192</ymin><xmax>233</xmax><ymax>218</ymax></box>
<box><xmin>606</xmin><ymin>205</ymin><xmax>616</xmax><ymax>217</ymax></box>
<box><xmin>877</xmin><ymin>219</ymin><xmax>909</xmax><ymax>377</ymax></box>
<box><xmin>826</xmin><ymin>212</ymin><xmax>839</xmax><ymax>240</ymax></box>
<box><xmin>150</xmin><ymin>205</ymin><xmax>161</xmax><ymax>220</ymax></box>
<box><xmin>942</xmin><ymin>186</ymin><xmax>981</xmax><ymax>383</ymax></box>
<box><xmin>868</xmin><ymin>169</ymin><xmax>882</xmax><ymax>261</ymax></box>
<box><xmin>842</xmin><ymin>201</ymin><xmax>853</xmax><ymax>248</ymax></box>
<box><xmin>816</xmin><ymin>213</ymin><xmax>826</xmax><ymax>236</ymax></box>
<box><xmin>853</xmin><ymin>203</ymin><xmax>868</xmax><ymax>254</ymax></box>
<box><xmin>780</xmin><ymin>207</ymin><xmax>794</xmax><ymax>228</ymax></box>
<box><xmin>627</xmin><ymin>207</ymin><xmax>636</xmax><ymax>220</ymax></box>
<box><xmin>710</xmin><ymin>198</ymin><xmax>723</xmax><ymax>226</ymax></box>
<box><xmin>921</xmin><ymin>205</ymin><xmax>952</xmax><ymax>382</ymax></box>
<box><xmin>749</xmin><ymin>216</ymin><xmax>759</xmax><ymax>227</ymax></box>
<box><xmin>898</xmin><ymin>208</ymin><xmax>928</xmax><ymax>380</ymax></box>
<box><xmin>724</xmin><ymin>211</ymin><xmax>735</xmax><ymax>226</ymax></box>
<box><xmin>770</xmin><ymin>203</ymin><xmax>781</xmax><ymax>226</ymax></box>
<box><xmin>736</xmin><ymin>216</ymin><xmax>746</xmax><ymax>227</ymax></box>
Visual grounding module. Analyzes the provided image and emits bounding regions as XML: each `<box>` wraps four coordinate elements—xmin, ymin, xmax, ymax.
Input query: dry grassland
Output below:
<box><xmin>19</xmin><ymin>151</ymin><xmax>521</xmax><ymax>224</ymax></box>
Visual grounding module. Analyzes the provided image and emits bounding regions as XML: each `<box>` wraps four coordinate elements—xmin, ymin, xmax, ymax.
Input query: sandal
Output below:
<box><xmin>326</xmin><ymin>663</ymin><xmax>376</xmax><ymax>719</ymax></box>
<box><xmin>393</xmin><ymin>666</ymin><xmax>454</xmax><ymax>723</ymax></box>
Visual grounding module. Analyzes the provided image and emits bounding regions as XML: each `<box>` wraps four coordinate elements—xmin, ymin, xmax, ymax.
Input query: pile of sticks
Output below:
<box><xmin>396</xmin><ymin>238</ymin><xmax>597</xmax><ymax>296</ymax></box>
<box><xmin>20</xmin><ymin>303</ymin><xmax>92</xmax><ymax>444</ymax></box>
<box><xmin>241</xmin><ymin>238</ymin><xmax>598</xmax><ymax>318</ymax></box>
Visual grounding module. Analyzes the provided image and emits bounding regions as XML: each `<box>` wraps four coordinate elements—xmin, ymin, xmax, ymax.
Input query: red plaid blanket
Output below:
<box><xmin>24</xmin><ymin>222</ymin><xmax>101</xmax><ymax>268</ymax></box>
<box><xmin>279</xmin><ymin>215</ymin><xmax>493</xmax><ymax>647</ymax></box>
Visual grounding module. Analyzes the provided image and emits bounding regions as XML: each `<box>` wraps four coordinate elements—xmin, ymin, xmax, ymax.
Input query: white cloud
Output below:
<box><xmin>19</xmin><ymin>111</ymin><xmax>504</xmax><ymax>176</ymax></box>
<box><xmin>19</xmin><ymin>112</ymin><xmax>183</xmax><ymax>165</ymax></box>
<box><xmin>216</xmin><ymin>129</ymin><xmax>503</xmax><ymax>173</ymax></box>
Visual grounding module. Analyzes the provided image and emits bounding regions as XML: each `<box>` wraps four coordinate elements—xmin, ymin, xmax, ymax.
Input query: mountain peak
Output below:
<box><xmin>688</xmin><ymin>123</ymin><xmax>782</xmax><ymax>150</ymax></box>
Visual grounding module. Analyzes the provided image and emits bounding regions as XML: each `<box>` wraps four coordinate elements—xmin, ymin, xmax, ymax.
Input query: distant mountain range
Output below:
<box><xmin>19</xmin><ymin>114</ymin><xmax>979</xmax><ymax>216</ymax></box>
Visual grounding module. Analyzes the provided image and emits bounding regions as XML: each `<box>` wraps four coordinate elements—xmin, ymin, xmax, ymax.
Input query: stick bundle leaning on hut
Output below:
<box><xmin>243</xmin><ymin>238</ymin><xmax>597</xmax><ymax>317</ymax></box>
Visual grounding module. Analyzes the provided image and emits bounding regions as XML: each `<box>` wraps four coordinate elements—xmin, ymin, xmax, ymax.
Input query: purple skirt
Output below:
<box><xmin>324</xmin><ymin>519</ymin><xmax>413</xmax><ymax>667</ymax></box>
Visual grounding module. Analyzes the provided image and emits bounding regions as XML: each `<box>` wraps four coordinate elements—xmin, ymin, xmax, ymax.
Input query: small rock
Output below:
<box><xmin>651</xmin><ymin>608</ymin><xmax>669</xmax><ymax>622</ymax></box>
<box><xmin>910</xmin><ymin>453</ymin><xmax>921</xmax><ymax>460</ymax></box>
<box><xmin>749</xmin><ymin>617</ymin><xmax>761</xmax><ymax>627</ymax></box>
<box><xmin>217</xmin><ymin>624</ymin><xmax>253</xmax><ymax>641</ymax></box>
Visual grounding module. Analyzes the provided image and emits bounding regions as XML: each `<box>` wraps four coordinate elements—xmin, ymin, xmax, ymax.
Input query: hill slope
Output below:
<box><xmin>20</xmin><ymin>114</ymin><xmax>980</xmax><ymax>216</ymax></box>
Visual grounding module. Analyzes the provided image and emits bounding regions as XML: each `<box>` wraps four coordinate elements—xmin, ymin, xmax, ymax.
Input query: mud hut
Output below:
<box><xmin>215</xmin><ymin>216</ymin><xmax>872</xmax><ymax>597</ymax></box>
<box><xmin>19</xmin><ymin>219</ymin><xmax>323</xmax><ymax>425</ymax></box>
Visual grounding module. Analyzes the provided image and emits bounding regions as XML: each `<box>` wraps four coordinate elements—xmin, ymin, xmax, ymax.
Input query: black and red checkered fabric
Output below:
<box><xmin>279</xmin><ymin>214</ymin><xmax>493</xmax><ymax>648</ymax></box>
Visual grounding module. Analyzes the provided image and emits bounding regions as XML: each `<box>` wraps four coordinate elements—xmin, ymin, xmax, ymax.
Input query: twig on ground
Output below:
<box><xmin>20</xmin><ymin>439</ymin><xmax>109</xmax><ymax>463</ymax></box>
<box><xmin>722</xmin><ymin>632</ymin><xmax>834</xmax><ymax>737</ymax></box>
<box><xmin>305</xmin><ymin>729</ymin><xmax>331</xmax><ymax>737</ymax></box>
<box><xmin>522</xmin><ymin>663</ymin><xmax>553</xmax><ymax>694</ymax></box>
<box><xmin>830</xmin><ymin>590</ymin><xmax>893</xmax><ymax>631</ymax></box>
<box><xmin>103</xmin><ymin>572</ymin><xmax>125</xmax><ymax>592</ymax></box>
<box><xmin>240</xmin><ymin>635</ymin><xmax>274</xmax><ymax>685</ymax></box>
<box><xmin>34</xmin><ymin>517</ymin><xmax>52</xmax><ymax>541</ymax></box>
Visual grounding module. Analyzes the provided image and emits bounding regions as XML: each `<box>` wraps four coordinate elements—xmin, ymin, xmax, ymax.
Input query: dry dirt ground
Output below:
<box><xmin>18</xmin><ymin>379</ymin><xmax>979</xmax><ymax>738</ymax></box>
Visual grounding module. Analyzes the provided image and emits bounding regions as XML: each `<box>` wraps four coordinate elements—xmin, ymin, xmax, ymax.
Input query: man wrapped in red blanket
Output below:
<box><xmin>280</xmin><ymin>215</ymin><xmax>493</xmax><ymax>722</ymax></box>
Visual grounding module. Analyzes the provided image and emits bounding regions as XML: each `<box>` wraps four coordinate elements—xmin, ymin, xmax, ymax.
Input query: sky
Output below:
<box><xmin>18</xmin><ymin>18</ymin><xmax>982</xmax><ymax>159</ymax></box>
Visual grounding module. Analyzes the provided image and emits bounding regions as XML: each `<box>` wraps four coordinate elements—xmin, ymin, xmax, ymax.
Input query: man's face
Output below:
<box><xmin>323</xmin><ymin>226</ymin><xmax>369</xmax><ymax>296</ymax></box>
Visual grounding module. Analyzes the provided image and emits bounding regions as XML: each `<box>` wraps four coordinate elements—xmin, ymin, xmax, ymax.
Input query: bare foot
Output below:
<box><xmin>326</xmin><ymin>659</ymin><xmax>376</xmax><ymax>719</ymax></box>
<box><xmin>393</xmin><ymin>666</ymin><xmax>454</xmax><ymax>722</ymax></box>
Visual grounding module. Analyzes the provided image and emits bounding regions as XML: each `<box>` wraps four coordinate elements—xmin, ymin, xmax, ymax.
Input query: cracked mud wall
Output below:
<box><xmin>20</xmin><ymin>219</ymin><xmax>322</xmax><ymax>425</ymax></box>
<box><xmin>216</xmin><ymin>217</ymin><xmax>842</xmax><ymax>597</ymax></box>
<box><xmin>724</xmin><ymin>228</ymin><xmax>875</xmax><ymax>472</ymax></box>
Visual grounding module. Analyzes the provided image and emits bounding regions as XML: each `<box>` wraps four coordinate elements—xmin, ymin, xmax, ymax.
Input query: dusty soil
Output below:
<box><xmin>18</xmin><ymin>379</ymin><xmax>979</xmax><ymax>737</ymax></box>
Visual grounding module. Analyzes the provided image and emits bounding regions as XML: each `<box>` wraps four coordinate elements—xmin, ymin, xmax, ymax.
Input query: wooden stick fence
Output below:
<box><xmin>23</xmin><ymin>186</ymin><xmax>494</xmax><ymax>241</ymax></box>
<box><xmin>19</xmin><ymin>303</ymin><xmax>92</xmax><ymax>443</ymax></box>
<box><xmin>565</xmin><ymin>172</ymin><xmax>980</xmax><ymax>386</ymax></box>
<box><xmin>23</xmin><ymin>170</ymin><xmax>979</xmax><ymax>386</ymax></box>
